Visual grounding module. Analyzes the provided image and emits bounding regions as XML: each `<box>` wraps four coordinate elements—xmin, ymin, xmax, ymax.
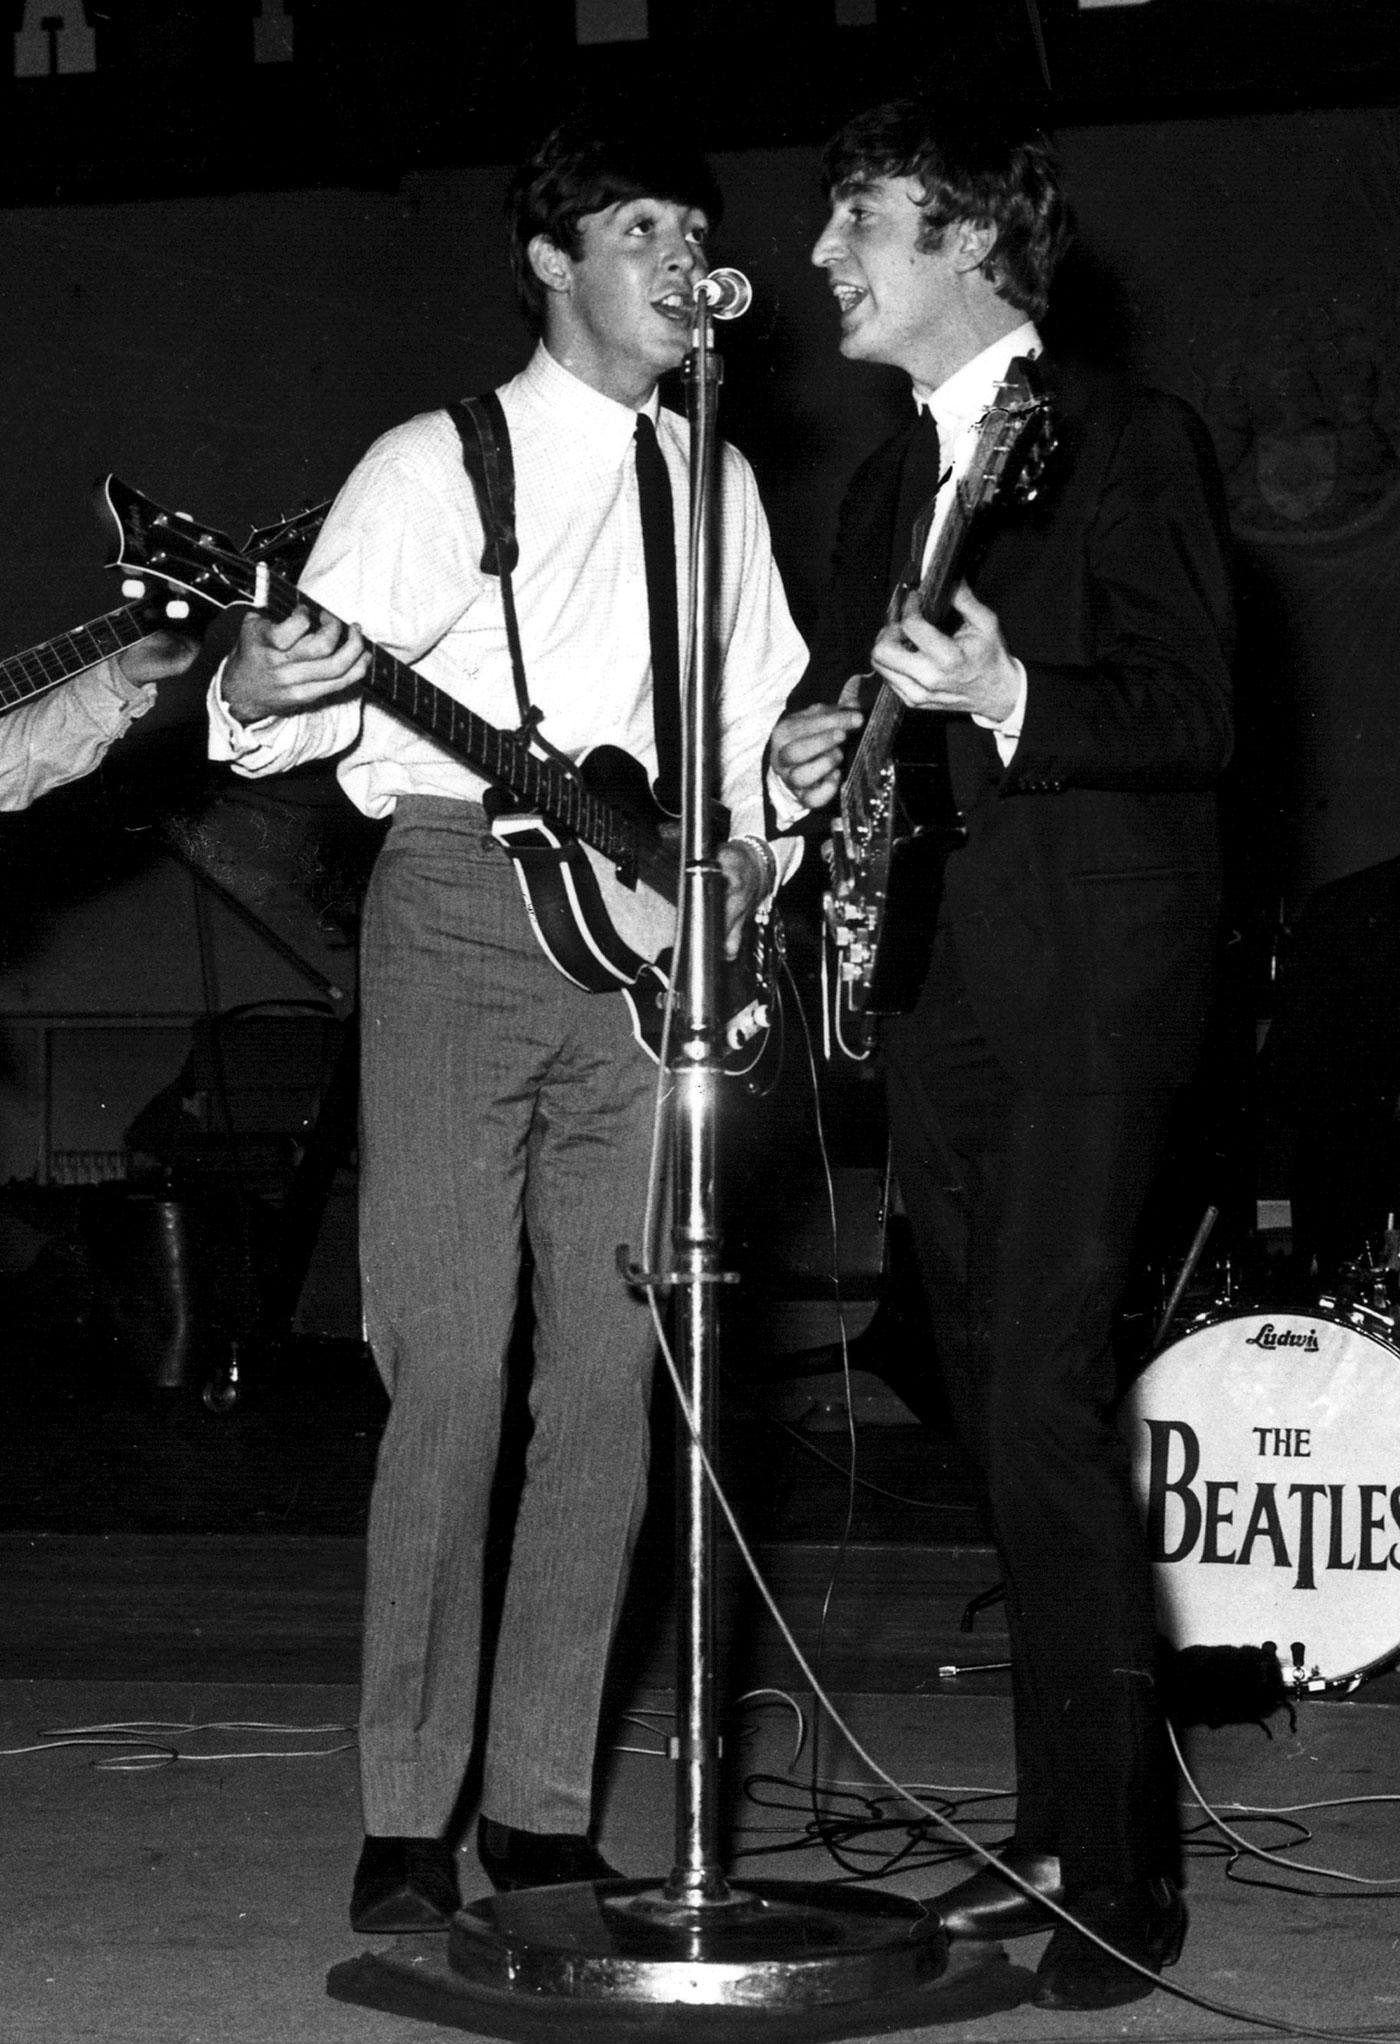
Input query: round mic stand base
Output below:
<box><xmin>447</xmin><ymin>1875</ymin><xmax>948</xmax><ymax>2010</ymax></box>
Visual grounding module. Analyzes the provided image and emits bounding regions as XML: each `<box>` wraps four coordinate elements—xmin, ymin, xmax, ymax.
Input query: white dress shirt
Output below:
<box><xmin>210</xmin><ymin>343</ymin><xmax>806</xmax><ymax>878</ymax></box>
<box><xmin>0</xmin><ymin>658</ymin><xmax>153</xmax><ymax>812</ymax></box>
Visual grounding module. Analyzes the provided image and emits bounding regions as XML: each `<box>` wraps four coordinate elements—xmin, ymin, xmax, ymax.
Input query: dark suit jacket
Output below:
<box><xmin>790</xmin><ymin>356</ymin><xmax>1236</xmax><ymax>1092</ymax></box>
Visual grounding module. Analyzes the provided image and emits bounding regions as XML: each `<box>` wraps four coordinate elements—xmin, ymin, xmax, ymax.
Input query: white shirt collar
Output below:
<box><xmin>519</xmin><ymin>342</ymin><xmax>661</xmax><ymax>462</ymax></box>
<box><xmin>913</xmin><ymin>320</ymin><xmax>1041</xmax><ymax>448</ymax></box>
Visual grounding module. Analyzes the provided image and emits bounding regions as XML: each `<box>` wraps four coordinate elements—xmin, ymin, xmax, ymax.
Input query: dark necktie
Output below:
<box><xmin>634</xmin><ymin>413</ymin><xmax>682</xmax><ymax>816</ymax></box>
<box><xmin>889</xmin><ymin>405</ymin><xmax>944</xmax><ymax>600</ymax></box>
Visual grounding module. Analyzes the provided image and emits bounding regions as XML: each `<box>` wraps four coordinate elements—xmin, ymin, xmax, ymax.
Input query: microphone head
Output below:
<box><xmin>694</xmin><ymin>267</ymin><xmax>753</xmax><ymax>320</ymax></box>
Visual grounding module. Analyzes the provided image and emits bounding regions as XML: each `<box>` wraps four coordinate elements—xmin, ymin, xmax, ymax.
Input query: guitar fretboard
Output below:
<box><xmin>254</xmin><ymin>567</ymin><xmax>676</xmax><ymax>902</ymax></box>
<box><xmin>0</xmin><ymin>604</ymin><xmax>151</xmax><ymax>715</ymax></box>
<box><xmin>841</xmin><ymin>483</ymin><xmax>978</xmax><ymax>835</ymax></box>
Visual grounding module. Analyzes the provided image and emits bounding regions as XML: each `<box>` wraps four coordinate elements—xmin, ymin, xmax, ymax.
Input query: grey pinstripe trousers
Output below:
<box><xmin>356</xmin><ymin>797</ymin><xmax>660</xmax><ymax>1838</ymax></box>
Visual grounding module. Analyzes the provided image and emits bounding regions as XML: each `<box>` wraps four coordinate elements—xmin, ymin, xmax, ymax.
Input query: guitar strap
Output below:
<box><xmin>446</xmin><ymin>393</ymin><xmax>580</xmax><ymax>783</ymax></box>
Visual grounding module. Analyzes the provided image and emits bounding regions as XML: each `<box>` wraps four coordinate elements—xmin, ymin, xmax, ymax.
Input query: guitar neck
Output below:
<box><xmin>0</xmin><ymin>603</ymin><xmax>153</xmax><ymax>716</ymax></box>
<box><xmin>911</xmin><ymin>481</ymin><xmax>976</xmax><ymax>634</ymax></box>
<box><xmin>842</xmin><ymin>682</ymin><xmax>906</xmax><ymax>830</ymax></box>
<box><xmin>259</xmin><ymin>568</ymin><xmax>673</xmax><ymax>899</ymax></box>
<box><xmin>841</xmin><ymin>486</ymin><xmax>978</xmax><ymax>829</ymax></box>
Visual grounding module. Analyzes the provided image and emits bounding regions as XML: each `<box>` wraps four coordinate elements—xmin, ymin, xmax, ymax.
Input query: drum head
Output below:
<box><xmin>1124</xmin><ymin>1308</ymin><xmax>1400</xmax><ymax>1690</ymax></box>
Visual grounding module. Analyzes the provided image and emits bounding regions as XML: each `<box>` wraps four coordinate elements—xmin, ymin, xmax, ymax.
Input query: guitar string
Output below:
<box><xmin>174</xmin><ymin>539</ymin><xmax>652</xmax><ymax>880</ymax></box>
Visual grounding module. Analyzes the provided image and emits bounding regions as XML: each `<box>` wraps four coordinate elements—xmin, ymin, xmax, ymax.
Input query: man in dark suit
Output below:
<box><xmin>770</xmin><ymin>100</ymin><xmax>1234</xmax><ymax>2010</ymax></box>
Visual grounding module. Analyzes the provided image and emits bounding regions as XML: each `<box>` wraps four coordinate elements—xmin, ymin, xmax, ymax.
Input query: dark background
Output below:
<box><xmin>3</xmin><ymin>1</ymin><xmax>1399</xmax><ymax>878</ymax></box>
<box><xmin>1</xmin><ymin>0</ymin><xmax>1398</xmax><ymax>1350</ymax></box>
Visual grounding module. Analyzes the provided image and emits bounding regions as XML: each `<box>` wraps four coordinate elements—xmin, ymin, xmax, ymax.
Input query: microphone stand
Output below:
<box><xmin>666</xmin><ymin>279</ymin><xmax>733</xmax><ymax>1913</ymax></box>
<box><xmin>430</xmin><ymin>284</ymin><xmax>952</xmax><ymax>2019</ymax></box>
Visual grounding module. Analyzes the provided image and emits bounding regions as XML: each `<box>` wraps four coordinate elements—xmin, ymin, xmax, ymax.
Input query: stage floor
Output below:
<box><xmin>3</xmin><ymin>1321</ymin><xmax>1397</xmax><ymax>2039</ymax></box>
<box><xmin>2</xmin><ymin>1671</ymin><xmax>1396</xmax><ymax>2044</ymax></box>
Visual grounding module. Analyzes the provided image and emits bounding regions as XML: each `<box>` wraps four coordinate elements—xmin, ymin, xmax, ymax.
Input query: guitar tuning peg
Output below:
<box><xmin>164</xmin><ymin>599</ymin><xmax>191</xmax><ymax>620</ymax></box>
<box><xmin>174</xmin><ymin>510</ymin><xmax>194</xmax><ymax>522</ymax></box>
<box><xmin>120</xmin><ymin>578</ymin><xmax>147</xmax><ymax>599</ymax></box>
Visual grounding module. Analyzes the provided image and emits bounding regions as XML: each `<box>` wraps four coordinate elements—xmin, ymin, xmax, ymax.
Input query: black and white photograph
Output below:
<box><xmin>1</xmin><ymin>5</ymin><xmax>1397</xmax><ymax>2039</ymax></box>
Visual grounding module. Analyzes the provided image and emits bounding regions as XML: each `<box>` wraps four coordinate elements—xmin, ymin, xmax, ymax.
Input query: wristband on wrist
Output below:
<box><xmin>733</xmin><ymin>834</ymin><xmax>778</xmax><ymax>899</ymax></box>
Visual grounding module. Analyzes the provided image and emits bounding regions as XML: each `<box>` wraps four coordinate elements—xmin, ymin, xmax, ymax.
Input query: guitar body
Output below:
<box><xmin>484</xmin><ymin>813</ymin><xmax>667</xmax><ymax>992</ymax></box>
<box><xmin>485</xmin><ymin>745</ymin><xmax>773</xmax><ymax>1074</ymax></box>
<box><xmin>827</xmin><ymin>754</ymin><xmax>964</xmax><ymax>1029</ymax></box>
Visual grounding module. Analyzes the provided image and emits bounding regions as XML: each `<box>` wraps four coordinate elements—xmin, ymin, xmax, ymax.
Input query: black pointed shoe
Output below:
<box><xmin>1032</xmin><ymin>1876</ymin><xmax>1187</xmax><ymax>2009</ymax></box>
<box><xmin>476</xmin><ymin>1816</ymin><xmax>621</xmax><ymax>1892</ymax></box>
<box><xmin>931</xmin><ymin>1847</ymin><xmax>1063</xmax><ymax>1939</ymax></box>
<box><xmin>349</xmin><ymin>1834</ymin><xmax>460</xmax><ymax>1933</ymax></box>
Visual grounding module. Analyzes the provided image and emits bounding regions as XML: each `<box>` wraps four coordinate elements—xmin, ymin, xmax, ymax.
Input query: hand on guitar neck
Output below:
<box><xmin>220</xmin><ymin>601</ymin><xmax>764</xmax><ymax>961</ymax></box>
<box><xmin>221</xmin><ymin>604</ymin><xmax>369</xmax><ymax>725</ymax></box>
<box><xmin>872</xmin><ymin>577</ymin><xmax>1021</xmax><ymax>725</ymax></box>
<box><xmin>117</xmin><ymin>627</ymin><xmax>201</xmax><ymax>689</ymax></box>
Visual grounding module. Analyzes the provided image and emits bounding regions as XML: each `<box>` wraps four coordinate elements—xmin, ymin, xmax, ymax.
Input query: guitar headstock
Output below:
<box><xmin>243</xmin><ymin>499</ymin><xmax>330</xmax><ymax>573</ymax></box>
<box><xmin>104</xmin><ymin>476</ymin><xmax>266</xmax><ymax>615</ymax></box>
<box><xmin>974</xmin><ymin>356</ymin><xmax>1058</xmax><ymax>513</ymax></box>
<box><xmin>1010</xmin><ymin>418</ymin><xmax>1057</xmax><ymax>506</ymax></box>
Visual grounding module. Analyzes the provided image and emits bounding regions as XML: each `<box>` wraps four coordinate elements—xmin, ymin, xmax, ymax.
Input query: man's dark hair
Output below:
<box><xmin>507</xmin><ymin>119</ymin><xmax>724</xmax><ymax>336</ymax></box>
<box><xmin>821</xmin><ymin>99</ymin><xmax>1070</xmax><ymax>322</ymax></box>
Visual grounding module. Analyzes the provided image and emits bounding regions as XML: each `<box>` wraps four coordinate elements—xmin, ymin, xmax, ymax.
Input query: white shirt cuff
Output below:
<box><xmin>92</xmin><ymin>657</ymin><xmax>156</xmax><ymax>719</ymax></box>
<box><xmin>206</xmin><ymin>658</ymin><xmax>280</xmax><ymax>762</ymax></box>
<box><xmin>972</xmin><ymin>659</ymin><xmax>1028</xmax><ymax>766</ymax></box>
<box><xmin>766</xmin><ymin>765</ymin><xmax>812</xmax><ymax>832</ymax></box>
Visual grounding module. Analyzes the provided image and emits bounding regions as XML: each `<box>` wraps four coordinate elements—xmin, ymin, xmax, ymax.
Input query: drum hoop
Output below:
<box><xmin>1148</xmin><ymin>1299</ymin><xmax>1400</xmax><ymax>1365</ymax></box>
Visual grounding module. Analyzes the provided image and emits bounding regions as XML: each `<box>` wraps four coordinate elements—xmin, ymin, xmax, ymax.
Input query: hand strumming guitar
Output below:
<box><xmin>716</xmin><ymin>839</ymin><xmax>775</xmax><ymax>961</ymax></box>
<box><xmin>769</xmin><ymin>676</ymin><xmax>865</xmax><ymax>814</ymax></box>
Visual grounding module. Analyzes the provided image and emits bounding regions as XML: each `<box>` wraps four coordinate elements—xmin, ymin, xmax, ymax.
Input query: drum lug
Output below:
<box><xmin>1317</xmin><ymin>1287</ymin><xmax>1396</xmax><ymax>1339</ymax></box>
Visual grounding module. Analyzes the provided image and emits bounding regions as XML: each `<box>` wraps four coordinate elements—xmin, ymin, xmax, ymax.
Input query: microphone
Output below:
<box><xmin>692</xmin><ymin>267</ymin><xmax>753</xmax><ymax>320</ymax></box>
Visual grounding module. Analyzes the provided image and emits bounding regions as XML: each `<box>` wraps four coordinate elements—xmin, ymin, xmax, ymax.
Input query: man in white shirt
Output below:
<box><xmin>770</xmin><ymin>99</ymin><xmax>1234</xmax><ymax>2010</ymax></box>
<box><xmin>1</xmin><ymin>636</ymin><xmax>196</xmax><ymax>811</ymax></box>
<box><xmin>210</xmin><ymin>119</ymin><xmax>805</xmax><ymax>1930</ymax></box>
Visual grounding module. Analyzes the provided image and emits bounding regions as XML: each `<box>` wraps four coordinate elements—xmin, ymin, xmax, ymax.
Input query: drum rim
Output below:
<box><xmin>1294</xmin><ymin>1640</ymin><xmax>1400</xmax><ymax>1693</ymax></box>
<box><xmin>1145</xmin><ymin>1297</ymin><xmax>1400</xmax><ymax>1365</ymax></box>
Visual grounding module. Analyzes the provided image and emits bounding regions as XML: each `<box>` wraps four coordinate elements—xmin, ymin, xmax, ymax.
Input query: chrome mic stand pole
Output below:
<box><xmin>666</xmin><ymin>277</ymin><xmax>731</xmax><ymax>1912</ymax></box>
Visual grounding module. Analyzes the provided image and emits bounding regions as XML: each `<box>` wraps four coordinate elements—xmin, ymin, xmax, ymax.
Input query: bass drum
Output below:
<box><xmin>1123</xmin><ymin>1304</ymin><xmax>1400</xmax><ymax>1693</ymax></box>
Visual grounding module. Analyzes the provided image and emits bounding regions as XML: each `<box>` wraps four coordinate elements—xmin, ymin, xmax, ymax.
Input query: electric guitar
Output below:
<box><xmin>100</xmin><ymin>477</ymin><xmax>775</xmax><ymax>1074</ymax></box>
<box><xmin>0</xmin><ymin>499</ymin><xmax>328</xmax><ymax>719</ymax></box>
<box><xmin>825</xmin><ymin>357</ymin><xmax>1056</xmax><ymax>1047</ymax></box>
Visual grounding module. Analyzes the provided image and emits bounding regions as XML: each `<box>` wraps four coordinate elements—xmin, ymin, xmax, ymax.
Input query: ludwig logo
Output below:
<box><xmin>1243</xmin><ymin>1322</ymin><xmax>1319</xmax><ymax>1353</ymax></box>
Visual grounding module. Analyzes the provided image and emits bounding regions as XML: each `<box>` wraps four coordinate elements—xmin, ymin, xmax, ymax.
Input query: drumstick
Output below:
<box><xmin>1153</xmin><ymin>1204</ymin><xmax>1220</xmax><ymax>1352</ymax></box>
